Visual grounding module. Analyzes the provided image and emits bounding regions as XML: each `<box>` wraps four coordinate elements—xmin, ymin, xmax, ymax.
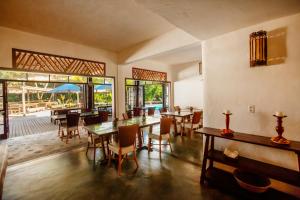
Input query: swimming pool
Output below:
<box><xmin>144</xmin><ymin>104</ymin><xmax>163</xmax><ymax>110</ymax></box>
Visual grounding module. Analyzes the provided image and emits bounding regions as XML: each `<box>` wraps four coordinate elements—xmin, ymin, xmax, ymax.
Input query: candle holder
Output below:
<box><xmin>271</xmin><ymin>114</ymin><xmax>290</xmax><ymax>145</ymax></box>
<box><xmin>221</xmin><ymin>112</ymin><xmax>234</xmax><ymax>136</ymax></box>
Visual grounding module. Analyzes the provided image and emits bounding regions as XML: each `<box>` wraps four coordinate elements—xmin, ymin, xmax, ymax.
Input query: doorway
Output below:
<box><xmin>125</xmin><ymin>79</ymin><xmax>170</xmax><ymax>111</ymax></box>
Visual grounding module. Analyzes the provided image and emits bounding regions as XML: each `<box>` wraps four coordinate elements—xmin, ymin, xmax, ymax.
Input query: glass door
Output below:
<box><xmin>0</xmin><ymin>81</ymin><xmax>8</xmax><ymax>139</ymax></box>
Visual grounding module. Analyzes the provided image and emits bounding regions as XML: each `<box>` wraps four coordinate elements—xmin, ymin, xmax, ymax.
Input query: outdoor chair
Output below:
<box><xmin>108</xmin><ymin>124</ymin><xmax>139</xmax><ymax>176</ymax></box>
<box><xmin>84</xmin><ymin>115</ymin><xmax>109</xmax><ymax>167</ymax></box>
<box><xmin>147</xmin><ymin>107</ymin><xmax>155</xmax><ymax>116</ymax></box>
<box><xmin>60</xmin><ymin>113</ymin><xmax>80</xmax><ymax>143</ymax></box>
<box><xmin>148</xmin><ymin>117</ymin><xmax>173</xmax><ymax>158</ymax></box>
<box><xmin>159</xmin><ymin>107</ymin><xmax>168</xmax><ymax>113</ymax></box>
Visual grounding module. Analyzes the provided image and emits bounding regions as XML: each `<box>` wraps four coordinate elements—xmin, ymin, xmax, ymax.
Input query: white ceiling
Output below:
<box><xmin>0</xmin><ymin>0</ymin><xmax>175</xmax><ymax>52</ymax></box>
<box><xmin>150</xmin><ymin>43</ymin><xmax>202</xmax><ymax>66</ymax></box>
<box><xmin>136</xmin><ymin>0</ymin><xmax>300</xmax><ymax>40</ymax></box>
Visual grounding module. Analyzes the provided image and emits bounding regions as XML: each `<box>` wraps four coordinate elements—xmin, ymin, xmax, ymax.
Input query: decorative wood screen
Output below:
<box><xmin>132</xmin><ymin>67</ymin><xmax>167</xmax><ymax>82</ymax></box>
<box><xmin>12</xmin><ymin>48</ymin><xmax>106</xmax><ymax>76</ymax></box>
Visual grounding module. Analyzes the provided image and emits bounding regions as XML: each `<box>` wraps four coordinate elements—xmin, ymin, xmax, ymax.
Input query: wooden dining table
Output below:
<box><xmin>160</xmin><ymin>111</ymin><xmax>194</xmax><ymax>135</ymax></box>
<box><xmin>83</xmin><ymin>116</ymin><xmax>161</xmax><ymax>169</ymax></box>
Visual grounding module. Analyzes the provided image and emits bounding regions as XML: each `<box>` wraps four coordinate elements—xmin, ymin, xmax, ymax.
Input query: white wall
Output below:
<box><xmin>203</xmin><ymin>12</ymin><xmax>300</xmax><ymax>173</ymax></box>
<box><xmin>173</xmin><ymin>61</ymin><xmax>203</xmax><ymax>109</ymax></box>
<box><xmin>0</xmin><ymin>26</ymin><xmax>119</xmax><ymax>115</ymax></box>
<box><xmin>117</xmin><ymin>59</ymin><xmax>174</xmax><ymax>118</ymax></box>
<box><xmin>0</xmin><ymin>27</ymin><xmax>118</xmax><ymax>76</ymax></box>
<box><xmin>118</xmin><ymin>29</ymin><xmax>199</xmax><ymax>64</ymax></box>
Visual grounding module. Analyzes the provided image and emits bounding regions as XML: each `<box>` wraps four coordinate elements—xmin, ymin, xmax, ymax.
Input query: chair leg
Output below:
<box><xmin>168</xmin><ymin>138</ymin><xmax>173</xmax><ymax>152</ymax></box>
<box><xmin>118</xmin><ymin>153</ymin><xmax>122</xmax><ymax>176</ymax></box>
<box><xmin>93</xmin><ymin>144</ymin><xmax>96</xmax><ymax>170</ymax></box>
<box><xmin>77</xmin><ymin>129</ymin><xmax>80</xmax><ymax>139</ymax></box>
<box><xmin>133</xmin><ymin>150</ymin><xmax>139</xmax><ymax>169</ymax></box>
<box><xmin>108</xmin><ymin>150</ymin><xmax>111</xmax><ymax>167</ymax></box>
<box><xmin>148</xmin><ymin>138</ymin><xmax>151</xmax><ymax>153</ymax></box>
<box><xmin>86</xmin><ymin>142</ymin><xmax>90</xmax><ymax>156</ymax></box>
<box><xmin>159</xmin><ymin>139</ymin><xmax>162</xmax><ymax>158</ymax></box>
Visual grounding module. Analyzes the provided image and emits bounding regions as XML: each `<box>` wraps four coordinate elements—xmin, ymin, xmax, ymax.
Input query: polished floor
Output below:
<box><xmin>3</xmin><ymin>132</ymin><xmax>237</xmax><ymax>200</ymax></box>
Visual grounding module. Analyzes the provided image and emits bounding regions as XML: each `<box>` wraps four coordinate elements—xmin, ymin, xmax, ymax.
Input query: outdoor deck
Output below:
<box><xmin>9</xmin><ymin>116</ymin><xmax>58</xmax><ymax>138</ymax></box>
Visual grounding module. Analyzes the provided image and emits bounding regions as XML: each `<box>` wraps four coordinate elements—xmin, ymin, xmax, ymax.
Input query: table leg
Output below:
<box><xmin>101</xmin><ymin>136</ymin><xmax>106</xmax><ymax>159</ymax></box>
<box><xmin>209</xmin><ymin>136</ymin><xmax>214</xmax><ymax>168</ymax></box>
<box><xmin>173</xmin><ymin>116</ymin><xmax>178</xmax><ymax>136</ymax></box>
<box><xmin>297</xmin><ymin>152</ymin><xmax>300</xmax><ymax>172</ymax></box>
<box><xmin>138</xmin><ymin>127</ymin><xmax>143</xmax><ymax>149</ymax></box>
<box><xmin>200</xmin><ymin>135</ymin><xmax>210</xmax><ymax>184</ymax></box>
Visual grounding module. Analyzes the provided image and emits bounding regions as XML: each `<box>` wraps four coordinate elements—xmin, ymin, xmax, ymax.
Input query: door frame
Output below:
<box><xmin>0</xmin><ymin>81</ymin><xmax>8</xmax><ymax>140</ymax></box>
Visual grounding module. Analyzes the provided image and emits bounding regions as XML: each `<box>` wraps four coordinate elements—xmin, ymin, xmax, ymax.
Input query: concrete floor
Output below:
<box><xmin>3</xmin><ymin>133</ymin><xmax>237</xmax><ymax>200</ymax></box>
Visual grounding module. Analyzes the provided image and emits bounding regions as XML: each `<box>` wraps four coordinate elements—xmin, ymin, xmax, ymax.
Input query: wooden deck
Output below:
<box><xmin>9</xmin><ymin>116</ymin><xmax>58</xmax><ymax>138</ymax></box>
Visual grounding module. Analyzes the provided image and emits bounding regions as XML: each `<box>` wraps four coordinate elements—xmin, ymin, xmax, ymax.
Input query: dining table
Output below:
<box><xmin>51</xmin><ymin>111</ymin><xmax>99</xmax><ymax>122</ymax></box>
<box><xmin>160</xmin><ymin>111</ymin><xmax>194</xmax><ymax>135</ymax></box>
<box><xmin>83</xmin><ymin>116</ymin><xmax>161</xmax><ymax>169</ymax></box>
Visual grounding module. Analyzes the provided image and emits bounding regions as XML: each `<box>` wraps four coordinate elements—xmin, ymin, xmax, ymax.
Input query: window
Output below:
<box><xmin>0</xmin><ymin>71</ymin><xmax>27</xmax><ymax>80</ymax></box>
<box><xmin>50</xmin><ymin>74</ymin><xmax>68</xmax><ymax>82</ymax></box>
<box><xmin>27</xmin><ymin>73</ymin><xmax>49</xmax><ymax>81</ymax></box>
<box><xmin>69</xmin><ymin>75</ymin><xmax>87</xmax><ymax>83</ymax></box>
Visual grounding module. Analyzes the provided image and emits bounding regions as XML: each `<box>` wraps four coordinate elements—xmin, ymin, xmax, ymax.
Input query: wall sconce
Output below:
<box><xmin>250</xmin><ymin>30</ymin><xmax>267</xmax><ymax>67</ymax></box>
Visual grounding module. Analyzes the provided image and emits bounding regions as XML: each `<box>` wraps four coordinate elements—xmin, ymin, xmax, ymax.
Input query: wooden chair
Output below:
<box><xmin>126</xmin><ymin>110</ymin><xmax>133</xmax><ymax>119</ymax></box>
<box><xmin>133</xmin><ymin>107</ymin><xmax>142</xmax><ymax>116</ymax></box>
<box><xmin>147</xmin><ymin>107</ymin><xmax>155</xmax><ymax>116</ymax></box>
<box><xmin>84</xmin><ymin>115</ymin><xmax>109</xmax><ymax>168</ymax></box>
<box><xmin>174</xmin><ymin>106</ymin><xmax>180</xmax><ymax>112</ymax></box>
<box><xmin>148</xmin><ymin>117</ymin><xmax>173</xmax><ymax>157</ymax></box>
<box><xmin>159</xmin><ymin>107</ymin><xmax>168</xmax><ymax>113</ymax></box>
<box><xmin>122</xmin><ymin>113</ymin><xmax>129</xmax><ymax>120</ymax></box>
<box><xmin>98</xmin><ymin>110</ymin><xmax>109</xmax><ymax>122</ymax></box>
<box><xmin>108</xmin><ymin>124</ymin><xmax>139</xmax><ymax>176</ymax></box>
<box><xmin>60</xmin><ymin>113</ymin><xmax>80</xmax><ymax>143</ymax></box>
<box><xmin>182</xmin><ymin>111</ymin><xmax>202</xmax><ymax>136</ymax></box>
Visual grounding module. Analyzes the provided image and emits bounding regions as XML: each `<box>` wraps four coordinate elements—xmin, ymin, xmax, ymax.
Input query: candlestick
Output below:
<box><xmin>271</xmin><ymin>114</ymin><xmax>289</xmax><ymax>145</ymax></box>
<box><xmin>221</xmin><ymin>112</ymin><xmax>234</xmax><ymax>136</ymax></box>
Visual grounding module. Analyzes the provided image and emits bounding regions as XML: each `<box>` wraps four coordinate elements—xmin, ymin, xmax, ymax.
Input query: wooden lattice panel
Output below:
<box><xmin>132</xmin><ymin>67</ymin><xmax>167</xmax><ymax>81</ymax></box>
<box><xmin>12</xmin><ymin>48</ymin><xmax>106</xmax><ymax>76</ymax></box>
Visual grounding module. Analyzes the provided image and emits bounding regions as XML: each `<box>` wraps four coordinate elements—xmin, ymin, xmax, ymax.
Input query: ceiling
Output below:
<box><xmin>136</xmin><ymin>0</ymin><xmax>300</xmax><ymax>40</ymax></box>
<box><xmin>150</xmin><ymin>43</ymin><xmax>202</xmax><ymax>66</ymax></box>
<box><xmin>0</xmin><ymin>0</ymin><xmax>174</xmax><ymax>52</ymax></box>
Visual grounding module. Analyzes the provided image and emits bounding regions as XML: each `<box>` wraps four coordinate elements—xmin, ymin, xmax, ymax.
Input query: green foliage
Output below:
<box><xmin>144</xmin><ymin>84</ymin><xmax>163</xmax><ymax>102</ymax></box>
<box><xmin>94</xmin><ymin>93</ymin><xmax>112</xmax><ymax>105</ymax></box>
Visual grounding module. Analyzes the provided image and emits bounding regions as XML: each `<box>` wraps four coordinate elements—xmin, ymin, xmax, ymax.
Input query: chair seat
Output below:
<box><xmin>108</xmin><ymin>142</ymin><xmax>135</xmax><ymax>155</ymax></box>
<box><xmin>183</xmin><ymin>122</ymin><xmax>201</xmax><ymax>129</ymax></box>
<box><xmin>148</xmin><ymin>132</ymin><xmax>170</xmax><ymax>140</ymax></box>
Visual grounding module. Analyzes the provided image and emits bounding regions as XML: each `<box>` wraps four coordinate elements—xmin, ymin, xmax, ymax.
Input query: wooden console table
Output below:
<box><xmin>196</xmin><ymin>127</ymin><xmax>300</xmax><ymax>198</ymax></box>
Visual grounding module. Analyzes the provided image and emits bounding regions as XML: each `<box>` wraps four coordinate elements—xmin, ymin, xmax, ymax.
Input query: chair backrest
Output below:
<box><xmin>118</xmin><ymin>124</ymin><xmax>139</xmax><ymax>147</ymax></box>
<box><xmin>122</xmin><ymin>113</ymin><xmax>129</xmax><ymax>120</ymax></box>
<box><xmin>174</xmin><ymin>106</ymin><xmax>180</xmax><ymax>112</ymax></box>
<box><xmin>160</xmin><ymin>117</ymin><xmax>173</xmax><ymax>135</ymax></box>
<box><xmin>98</xmin><ymin>111</ymin><xmax>109</xmax><ymax>122</ymax></box>
<box><xmin>81</xmin><ymin>108</ymin><xmax>91</xmax><ymax>113</ymax></box>
<box><xmin>126</xmin><ymin>110</ymin><xmax>133</xmax><ymax>119</ymax></box>
<box><xmin>83</xmin><ymin>115</ymin><xmax>102</xmax><ymax>126</ymax></box>
<box><xmin>147</xmin><ymin>107</ymin><xmax>155</xmax><ymax>116</ymax></box>
<box><xmin>66</xmin><ymin>113</ymin><xmax>80</xmax><ymax>127</ymax></box>
<box><xmin>192</xmin><ymin>111</ymin><xmax>202</xmax><ymax>124</ymax></box>
<box><xmin>159</xmin><ymin>107</ymin><xmax>167</xmax><ymax>113</ymax></box>
<box><xmin>133</xmin><ymin>107</ymin><xmax>142</xmax><ymax>116</ymax></box>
